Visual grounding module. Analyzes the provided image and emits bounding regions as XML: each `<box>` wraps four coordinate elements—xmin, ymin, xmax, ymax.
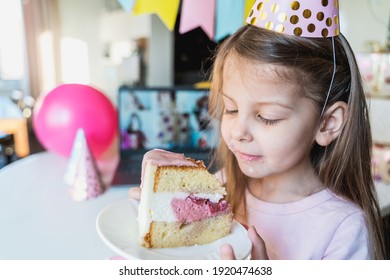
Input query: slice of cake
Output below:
<box><xmin>138</xmin><ymin>149</ymin><xmax>233</xmax><ymax>248</ymax></box>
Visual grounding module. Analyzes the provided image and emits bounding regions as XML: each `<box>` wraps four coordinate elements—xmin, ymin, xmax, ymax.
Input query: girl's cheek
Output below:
<box><xmin>220</xmin><ymin>123</ymin><xmax>229</xmax><ymax>144</ymax></box>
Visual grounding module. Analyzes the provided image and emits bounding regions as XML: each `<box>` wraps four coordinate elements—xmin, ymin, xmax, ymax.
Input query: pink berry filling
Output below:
<box><xmin>171</xmin><ymin>195</ymin><xmax>230</xmax><ymax>223</ymax></box>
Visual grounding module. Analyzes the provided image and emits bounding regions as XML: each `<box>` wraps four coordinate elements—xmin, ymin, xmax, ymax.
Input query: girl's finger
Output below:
<box><xmin>248</xmin><ymin>226</ymin><xmax>268</xmax><ymax>260</ymax></box>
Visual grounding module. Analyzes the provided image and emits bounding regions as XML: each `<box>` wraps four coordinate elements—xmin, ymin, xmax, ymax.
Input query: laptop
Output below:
<box><xmin>111</xmin><ymin>85</ymin><xmax>218</xmax><ymax>186</ymax></box>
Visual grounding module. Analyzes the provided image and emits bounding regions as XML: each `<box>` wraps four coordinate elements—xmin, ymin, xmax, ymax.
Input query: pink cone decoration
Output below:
<box><xmin>64</xmin><ymin>128</ymin><xmax>106</xmax><ymax>201</ymax></box>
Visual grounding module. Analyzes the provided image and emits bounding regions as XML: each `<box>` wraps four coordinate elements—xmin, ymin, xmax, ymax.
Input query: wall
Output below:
<box><xmin>58</xmin><ymin>0</ymin><xmax>173</xmax><ymax>104</ymax></box>
<box><xmin>148</xmin><ymin>15</ymin><xmax>174</xmax><ymax>87</ymax></box>
<box><xmin>341</xmin><ymin>0</ymin><xmax>390</xmax><ymax>52</ymax></box>
<box><xmin>100</xmin><ymin>11</ymin><xmax>174</xmax><ymax>87</ymax></box>
<box><xmin>57</xmin><ymin>0</ymin><xmax>390</xmax><ymax>103</ymax></box>
<box><xmin>58</xmin><ymin>0</ymin><xmax>106</xmax><ymax>95</ymax></box>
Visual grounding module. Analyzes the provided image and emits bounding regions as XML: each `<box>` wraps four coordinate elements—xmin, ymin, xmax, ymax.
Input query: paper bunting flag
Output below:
<box><xmin>118</xmin><ymin>0</ymin><xmax>135</xmax><ymax>12</ymax></box>
<box><xmin>133</xmin><ymin>0</ymin><xmax>180</xmax><ymax>31</ymax></box>
<box><xmin>64</xmin><ymin>128</ymin><xmax>106</xmax><ymax>201</ymax></box>
<box><xmin>215</xmin><ymin>0</ymin><xmax>245</xmax><ymax>41</ymax></box>
<box><xmin>179</xmin><ymin>0</ymin><xmax>216</xmax><ymax>40</ymax></box>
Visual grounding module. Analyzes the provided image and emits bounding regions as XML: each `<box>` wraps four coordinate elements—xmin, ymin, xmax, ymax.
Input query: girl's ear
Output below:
<box><xmin>315</xmin><ymin>101</ymin><xmax>348</xmax><ymax>147</ymax></box>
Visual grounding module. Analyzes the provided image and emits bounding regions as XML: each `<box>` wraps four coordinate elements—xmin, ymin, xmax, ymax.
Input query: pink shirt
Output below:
<box><xmin>246</xmin><ymin>188</ymin><xmax>371</xmax><ymax>259</ymax></box>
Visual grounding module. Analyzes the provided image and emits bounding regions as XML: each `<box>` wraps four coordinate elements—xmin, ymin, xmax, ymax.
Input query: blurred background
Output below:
<box><xmin>1</xmin><ymin>0</ymin><xmax>390</xmax><ymax>165</ymax></box>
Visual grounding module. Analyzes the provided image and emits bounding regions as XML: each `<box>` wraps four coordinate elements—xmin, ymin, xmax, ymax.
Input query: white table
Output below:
<box><xmin>1</xmin><ymin>152</ymin><xmax>390</xmax><ymax>260</ymax></box>
<box><xmin>0</xmin><ymin>152</ymin><xmax>130</xmax><ymax>260</ymax></box>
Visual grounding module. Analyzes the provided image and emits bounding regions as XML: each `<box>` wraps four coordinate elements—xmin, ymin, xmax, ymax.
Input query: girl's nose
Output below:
<box><xmin>231</xmin><ymin>118</ymin><xmax>252</xmax><ymax>143</ymax></box>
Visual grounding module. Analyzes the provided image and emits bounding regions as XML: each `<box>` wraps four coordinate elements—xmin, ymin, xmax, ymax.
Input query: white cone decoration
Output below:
<box><xmin>64</xmin><ymin>128</ymin><xmax>106</xmax><ymax>201</ymax></box>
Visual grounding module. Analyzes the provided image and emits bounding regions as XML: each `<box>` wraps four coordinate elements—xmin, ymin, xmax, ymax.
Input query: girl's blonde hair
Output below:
<box><xmin>209</xmin><ymin>25</ymin><xmax>386</xmax><ymax>259</ymax></box>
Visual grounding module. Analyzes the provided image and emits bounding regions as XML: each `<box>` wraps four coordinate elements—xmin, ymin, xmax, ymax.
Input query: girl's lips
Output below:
<box><xmin>237</xmin><ymin>151</ymin><xmax>263</xmax><ymax>161</ymax></box>
<box><xmin>229</xmin><ymin>142</ymin><xmax>263</xmax><ymax>162</ymax></box>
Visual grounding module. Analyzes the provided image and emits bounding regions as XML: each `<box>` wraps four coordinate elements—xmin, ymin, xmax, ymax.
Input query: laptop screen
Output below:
<box><xmin>118</xmin><ymin>86</ymin><xmax>218</xmax><ymax>155</ymax></box>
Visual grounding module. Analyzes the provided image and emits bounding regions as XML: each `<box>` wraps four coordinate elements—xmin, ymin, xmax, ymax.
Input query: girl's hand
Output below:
<box><xmin>128</xmin><ymin>187</ymin><xmax>141</xmax><ymax>200</ymax></box>
<box><xmin>220</xmin><ymin>226</ymin><xmax>268</xmax><ymax>260</ymax></box>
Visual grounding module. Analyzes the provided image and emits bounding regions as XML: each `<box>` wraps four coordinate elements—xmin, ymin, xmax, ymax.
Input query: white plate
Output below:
<box><xmin>96</xmin><ymin>199</ymin><xmax>252</xmax><ymax>260</ymax></box>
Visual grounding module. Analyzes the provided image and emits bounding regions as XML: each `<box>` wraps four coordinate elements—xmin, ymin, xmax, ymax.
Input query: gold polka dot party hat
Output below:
<box><xmin>246</xmin><ymin>0</ymin><xmax>340</xmax><ymax>38</ymax></box>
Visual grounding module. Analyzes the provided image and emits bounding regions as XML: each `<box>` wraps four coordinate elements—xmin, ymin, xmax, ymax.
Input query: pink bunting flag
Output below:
<box><xmin>64</xmin><ymin>128</ymin><xmax>106</xmax><ymax>201</ymax></box>
<box><xmin>179</xmin><ymin>0</ymin><xmax>216</xmax><ymax>40</ymax></box>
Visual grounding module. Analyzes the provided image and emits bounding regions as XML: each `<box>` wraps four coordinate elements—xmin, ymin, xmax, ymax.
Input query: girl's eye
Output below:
<box><xmin>257</xmin><ymin>114</ymin><xmax>281</xmax><ymax>126</ymax></box>
<box><xmin>262</xmin><ymin>119</ymin><xmax>280</xmax><ymax>126</ymax></box>
<box><xmin>224</xmin><ymin>108</ymin><xmax>238</xmax><ymax>115</ymax></box>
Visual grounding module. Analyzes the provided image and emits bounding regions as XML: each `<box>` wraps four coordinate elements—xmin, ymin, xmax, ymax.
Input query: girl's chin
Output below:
<box><xmin>237</xmin><ymin>162</ymin><xmax>263</xmax><ymax>178</ymax></box>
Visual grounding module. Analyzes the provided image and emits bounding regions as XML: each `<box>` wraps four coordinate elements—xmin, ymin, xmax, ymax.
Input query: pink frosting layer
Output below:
<box><xmin>171</xmin><ymin>195</ymin><xmax>230</xmax><ymax>223</ymax></box>
<box><xmin>141</xmin><ymin>150</ymin><xmax>199</xmax><ymax>188</ymax></box>
<box><xmin>143</xmin><ymin>149</ymin><xmax>198</xmax><ymax>167</ymax></box>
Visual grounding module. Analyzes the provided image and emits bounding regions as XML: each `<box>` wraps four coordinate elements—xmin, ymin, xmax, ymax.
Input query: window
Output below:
<box><xmin>0</xmin><ymin>0</ymin><xmax>27</xmax><ymax>95</ymax></box>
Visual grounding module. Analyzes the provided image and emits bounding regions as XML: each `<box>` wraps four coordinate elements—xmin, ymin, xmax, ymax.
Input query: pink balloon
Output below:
<box><xmin>33</xmin><ymin>84</ymin><xmax>118</xmax><ymax>159</ymax></box>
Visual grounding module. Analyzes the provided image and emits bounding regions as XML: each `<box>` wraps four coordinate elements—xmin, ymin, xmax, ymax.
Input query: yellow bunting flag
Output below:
<box><xmin>244</xmin><ymin>0</ymin><xmax>254</xmax><ymax>24</ymax></box>
<box><xmin>133</xmin><ymin>0</ymin><xmax>180</xmax><ymax>31</ymax></box>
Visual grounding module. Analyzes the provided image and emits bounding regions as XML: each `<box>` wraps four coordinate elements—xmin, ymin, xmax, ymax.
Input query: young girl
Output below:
<box><xmin>208</xmin><ymin>23</ymin><xmax>386</xmax><ymax>260</ymax></box>
<box><xmin>129</xmin><ymin>1</ymin><xmax>386</xmax><ymax>260</ymax></box>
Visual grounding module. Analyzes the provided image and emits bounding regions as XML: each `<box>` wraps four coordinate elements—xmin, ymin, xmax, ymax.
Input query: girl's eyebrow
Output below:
<box><xmin>222</xmin><ymin>93</ymin><xmax>293</xmax><ymax>110</ymax></box>
<box><xmin>221</xmin><ymin>93</ymin><xmax>234</xmax><ymax>101</ymax></box>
